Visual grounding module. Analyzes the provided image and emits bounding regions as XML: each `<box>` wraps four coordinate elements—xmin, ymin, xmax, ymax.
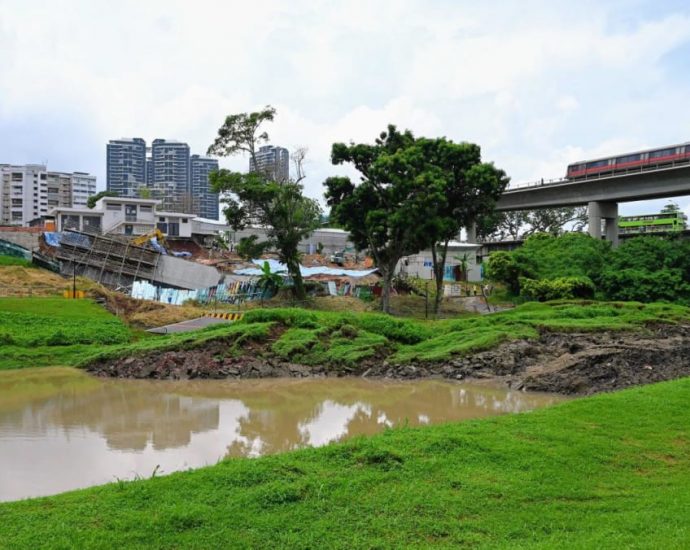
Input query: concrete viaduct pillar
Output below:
<box><xmin>588</xmin><ymin>201</ymin><xmax>619</xmax><ymax>247</ymax></box>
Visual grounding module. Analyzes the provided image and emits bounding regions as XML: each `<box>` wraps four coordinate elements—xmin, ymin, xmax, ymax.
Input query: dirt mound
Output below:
<box><xmin>88</xmin><ymin>286</ymin><xmax>206</xmax><ymax>329</ymax></box>
<box><xmin>88</xmin><ymin>323</ymin><xmax>690</xmax><ymax>394</ymax></box>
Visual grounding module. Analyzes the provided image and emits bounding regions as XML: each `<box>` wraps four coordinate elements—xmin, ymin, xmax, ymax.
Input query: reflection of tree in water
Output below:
<box><xmin>0</xmin><ymin>379</ymin><xmax>219</xmax><ymax>452</ymax></box>
<box><xmin>3</xmin><ymin>373</ymin><xmax>564</xmax><ymax>460</ymax></box>
<box><xmin>220</xmin><ymin>379</ymin><xmax>563</xmax><ymax>458</ymax></box>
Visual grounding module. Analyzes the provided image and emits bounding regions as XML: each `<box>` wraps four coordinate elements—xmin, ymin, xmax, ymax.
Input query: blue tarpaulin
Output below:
<box><xmin>43</xmin><ymin>232</ymin><xmax>93</xmax><ymax>249</ymax></box>
<box><xmin>235</xmin><ymin>259</ymin><xmax>378</xmax><ymax>278</ymax></box>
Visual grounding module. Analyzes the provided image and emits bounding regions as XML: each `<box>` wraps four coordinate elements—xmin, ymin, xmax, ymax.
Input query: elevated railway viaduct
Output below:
<box><xmin>469</xmin><ymin>163</ymin><xmax>690</xmax><ymax>246</ymax></box>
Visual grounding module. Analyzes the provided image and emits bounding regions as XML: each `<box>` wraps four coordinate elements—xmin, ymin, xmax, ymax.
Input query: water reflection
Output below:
<box><xmin>0</xmin><ymin>369</ymin><xmax>565</xmax><ymax>502</ymax></box>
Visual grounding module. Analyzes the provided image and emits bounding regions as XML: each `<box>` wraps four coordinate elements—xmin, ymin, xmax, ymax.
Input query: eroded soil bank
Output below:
<box><xmin>86</xmin><ymin>325</ymin><xmax>690</xmax><ymax>395</ymax></box>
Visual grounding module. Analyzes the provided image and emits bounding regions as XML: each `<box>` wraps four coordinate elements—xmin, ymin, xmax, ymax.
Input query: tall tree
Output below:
<box><xmin>207</xmin><ymin>107</ymin><xmax>321</xmax><ymax>301</ymax></box>
<box><xmin>324</xmin><ymin>126</ymin><xmax>442</xmax><ymax>313</ymax></box>
<box><xmin>208</xmin><ymin>106</ymin><xmax>276</xmax><ymax>168</ymax></box>
<box><xmin>413</xmin><ymin>139</ymin><xmax>509</xmax><ymax>313</ymax></box>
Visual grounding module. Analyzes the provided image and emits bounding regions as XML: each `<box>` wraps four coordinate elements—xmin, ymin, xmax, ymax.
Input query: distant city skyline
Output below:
<box><xmin>106</xmin><ymin>137</ymin><xmax>219</xmax><ymax>220</ymax></box>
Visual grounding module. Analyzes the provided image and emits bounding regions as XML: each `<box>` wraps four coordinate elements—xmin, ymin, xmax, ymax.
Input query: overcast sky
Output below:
<box><xmin>2</xmin><ymin>0</ymin><xmax>690</xmax><ymax>216</ymax></box>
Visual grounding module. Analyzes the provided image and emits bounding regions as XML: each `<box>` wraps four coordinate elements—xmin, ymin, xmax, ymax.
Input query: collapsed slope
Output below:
<box><xmin>84</xmin><ymin>302</ymin><xmax>690</xmax><ymax>395</ymax></box>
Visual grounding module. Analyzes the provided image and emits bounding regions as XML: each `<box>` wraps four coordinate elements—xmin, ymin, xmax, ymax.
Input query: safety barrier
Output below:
<box><xmin>206</xmin><ymin>312</ymin><xmax>244</xmax><ymax>321</ymax></box>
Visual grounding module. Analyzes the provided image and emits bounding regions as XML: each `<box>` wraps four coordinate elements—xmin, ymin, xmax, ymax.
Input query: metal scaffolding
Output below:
<box><xmin>51</xmin><ymin>230</ymin><xmax>161</xmax><ymax>292</ymax></box>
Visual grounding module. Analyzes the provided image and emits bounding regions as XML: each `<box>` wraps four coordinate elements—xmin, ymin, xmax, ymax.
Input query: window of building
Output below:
<box><xmin>158</xmin><ymin>217</ymin><xmax>166</xmax><ymax>222</ymax></box>
<box><xmin>140</xmin><ymin>205</ymin><xmax>152</xmax><ymax>213</ymax></box>
<box><xmin>83</xmin><ymin>216</ymin><xmax>101</xmax><ymax>233</ymax></box>
<box><xmin>124</xmin><ymin>225</ymin><xmax>133</xmax><ymax>236</ymax></box>
<box><xmin>62</xmin><ymin>215</ymin><xmax>80</xmax><ymax>231</ymax></box>
<box><xmin>182</xmin><ymin>218</ymin><xmax>188</xmax><ymax>223</ymax></box>
<box><xmin>11</xmin><ymin>173</ymin><xmax>23</xmax><ymax>181</ymax></box>
<box><xmin>106</xmin><ymin>203</ymin><xmax>122</xmax><ymax>211</ymax></box>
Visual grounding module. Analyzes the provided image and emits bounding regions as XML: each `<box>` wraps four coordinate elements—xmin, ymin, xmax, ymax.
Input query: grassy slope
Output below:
<box><xmin>0</xmin><ymin>298</ymin><xmax>133</xmax><ymax>369</ymax></box>
<box><xmin>0</xmin><ymin>255</ymin><xmax>33</xmax><ymax>268</ymax></box>
<box><xmin>81</xmin><ymin>301</ymin><xmax>690</xmax><ymax>369</ymax></box>
<box><xmin>1</xmin><ymin>377</ymin><xmax>688</xmax><ymax>548</ymax></box>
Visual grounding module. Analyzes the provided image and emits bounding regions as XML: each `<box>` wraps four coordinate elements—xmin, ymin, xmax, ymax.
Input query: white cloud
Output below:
<box><xmin>1</xmin><ymin>0</ymin><xmax>690</xmax><ymax>211</ymax></box>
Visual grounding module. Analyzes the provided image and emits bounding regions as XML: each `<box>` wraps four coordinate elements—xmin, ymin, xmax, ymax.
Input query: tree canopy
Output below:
<box><xmin>208</xmin><ymin>106</ymin><xmax>320</xmax><ymax>301</ymax></box>
<box><xmin>485</xmin><ymin>233</ymin><xmax>690</xmax><ymax>304</ymax></box>
<box><xmin>325</xmin><ymin>125</ymin><xmax>508</xmax><ymax>313</ymax></box>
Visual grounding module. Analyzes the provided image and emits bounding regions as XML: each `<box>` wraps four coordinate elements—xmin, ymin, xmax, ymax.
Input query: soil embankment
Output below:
<box><xmin>86</xmin><ymin>324</ymin><xmax>690</xmax><ymax>395</ymax></box>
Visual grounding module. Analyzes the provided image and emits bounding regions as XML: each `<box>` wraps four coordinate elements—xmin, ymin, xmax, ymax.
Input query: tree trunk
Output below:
<box><xmin>285</xmin><ymin>254</ymin><xmax>306</xmax><ymax>302</ymax></box>
<box><xmin>431</xmin><ymin>241</ymin><xmax>449</xmax><ymax>314</ymax></box>
<box><xmin>380</xmin><ymin>264</ymin><xmax>395</xmax><ymax>314</ymax></box>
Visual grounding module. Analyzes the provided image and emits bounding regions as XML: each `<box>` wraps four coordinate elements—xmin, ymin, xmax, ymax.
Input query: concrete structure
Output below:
<box><xmin>154</xmin><ymin>254</ymin><xmax>221</xmax><ymax>289</ymax></box>
<box><xmin>249</xmin><ymin>145</ymin><xmax>290</xmax><ymax>182</ymax></box>
<box><xmin>49</xmin><ymin>197</ymin><xmax>194</xmax><ymax>238</ymax></box>
<box><xmin>0</xmin><ymin>164</ymin><xmax>96</xmax><ymax>227</ymax></box>
<box><xmin>190</xmin><ymin>155</ymin><xmax>219</xmax><ymax>220</ymax></box>
<box><xmin>398</xmin><ymin>243</ymin><xmax>482</xmax><ymax>282</ymax></box>
<box><xmin>106</xmin><ymin>138</ymin><xmax>147</xmax><ymax>197</ymax></box>
<box><xmin>0</xmin><ymin>227</ymin><xmax>42</xmax><ymax>250</ymax></box>
<box><xmin>485</xmin><ymin>163</ymin><xmax>690</xmax><ymax>246</ymax></box>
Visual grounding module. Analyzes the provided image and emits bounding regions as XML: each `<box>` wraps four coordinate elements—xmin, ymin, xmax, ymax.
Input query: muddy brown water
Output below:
<box><xmin>0</xmin><ymin>367</ymin><xmax>566</xmax><ymax>502</ymax></box>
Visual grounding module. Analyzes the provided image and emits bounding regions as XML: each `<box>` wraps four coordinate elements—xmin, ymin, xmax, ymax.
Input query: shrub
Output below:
<box><xmin>520</xmin><ymin>276</ymin><xmax>596</xmax><ymax>302</ymax></box>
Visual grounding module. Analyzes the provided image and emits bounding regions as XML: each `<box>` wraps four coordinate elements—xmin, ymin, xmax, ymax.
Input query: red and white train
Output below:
<box><xmin>567</xmin><ymin>141</ymin><xmax>690</xmax><ymax>179</ymax></box>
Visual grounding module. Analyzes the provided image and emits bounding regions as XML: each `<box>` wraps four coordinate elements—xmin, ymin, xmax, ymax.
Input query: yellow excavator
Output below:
<box><xmin>132</xmin><ymin>228</ymin><xmax>166</xmax><ymax>247</ymax></box>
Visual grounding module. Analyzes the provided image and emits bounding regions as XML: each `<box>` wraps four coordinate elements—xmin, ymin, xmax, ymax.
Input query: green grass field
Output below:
<box><xmin>0</xmin><ymin>255</ymin><xmax>33</xmax><ymax>268</ymax></box>
<box><xmin>0</xmin><ymin>298</ymin><xmax>133</xmax><ymax>369</ymax></box>
<box><xmin>80</xmin><ymin>301</ymin><xmax>690</xmax><ymax>369</ymax></box>
<box><xmin>0</xmin><ymin>376</ymin><xmax>688</xmax><ymax>548</ymax></box>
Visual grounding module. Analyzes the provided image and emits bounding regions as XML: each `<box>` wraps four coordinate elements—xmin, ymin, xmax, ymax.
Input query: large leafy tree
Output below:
<box><xmin>412</xmin><ymin>139</ymin><xmax>509</xmax><ymax>312</ymax></box>
<box><xmin>208</xmin><ymin>107</ymin><xmax>321</xmax><ymax>301</ymax></box>
<box><xmin>324</xmin><ymin>126</ymin><xmax>436</xmax><ymax>313</ymax></box>
<box><xmin>325</xmin><ymin>127</ymin><xmax>508</xmax><ymax>313</ymax></box>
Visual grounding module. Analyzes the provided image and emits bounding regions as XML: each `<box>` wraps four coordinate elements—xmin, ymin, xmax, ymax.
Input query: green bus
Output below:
<box><xmin>619</xmin><ymin>211</ymin><xmax>687</xmax><ymax>235</ymax></box>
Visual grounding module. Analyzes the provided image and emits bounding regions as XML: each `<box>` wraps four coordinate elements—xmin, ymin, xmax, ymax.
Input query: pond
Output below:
<box><xmin>0</xmin><ymin>368</ymin><xmax>566</xmax><ymax>502</ymax></box>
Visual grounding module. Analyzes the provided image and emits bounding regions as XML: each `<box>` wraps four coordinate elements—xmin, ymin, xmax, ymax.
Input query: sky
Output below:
<box><xmin>2</xmin><ymin>0</ymin><xmax>690</xmax><ymax>218</ymax></box>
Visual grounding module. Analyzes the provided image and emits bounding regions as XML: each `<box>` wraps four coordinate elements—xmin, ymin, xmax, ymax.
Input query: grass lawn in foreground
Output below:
<box><xmin>0</xmin><ymin>297</ymin><xmax>133</xmax><ymax>369</ymax></box>
<box><xmin>0</xmin><ymin>377</ymin><xmax>688</xmax><ymax>548</ymax></box>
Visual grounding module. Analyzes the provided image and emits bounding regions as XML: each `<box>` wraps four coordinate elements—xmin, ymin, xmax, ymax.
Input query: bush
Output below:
<box><xmin>520</xmin><ymin>276</ymin><xmax>596</xmax><ymax>302</ymax></box>
<box><xmin>598</xmin><ymin>268</ymin><xmax>690</xmax><ymax>303</ymax></box>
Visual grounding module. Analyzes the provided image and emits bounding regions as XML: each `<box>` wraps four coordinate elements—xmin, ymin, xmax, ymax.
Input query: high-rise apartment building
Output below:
<box><xmin>249</xmin><ymin>145</ymin><xmax>290</xmax><ymax>182</ymax></box>
<box><xmin>106</xmin><ymin>138</ymin><xmax>146</xmax><ymax>197</ymax></box>
<box><xmin>0</xmin><ymin>164</ymin><xmax>96</xmax><ymax>226</ymax></box>
<box><xmin>150</xmin><ymin>139</ymin><xmax>190</xmax><ymax>210</ymax></box>
<box><xmin>190</xmin><ymin>155</ymin><xmax>219</xmax><ymax>220</ymax></box>
<box><xmin>70</xmin><ymin>172</ymin><xmax>97</xmax><ymax>208</ymax></box>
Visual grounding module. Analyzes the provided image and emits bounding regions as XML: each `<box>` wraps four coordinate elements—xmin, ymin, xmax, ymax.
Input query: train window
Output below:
<box><xmin>568</xmin><ymin>164</ymin><xmax>583</xmax><ymax>172</ymax></box>
<box><xmin>649</xmin><ymin>148</ymin><xmax>676</xmax><ymax>159</ymax></box>
<box><xmin>586</xmin><ymin>160</ymin><xmax>609</xmax><ymax>169</ymax></box>
<box><xmin>615</xmin><ymin>154</ymin><xmax>641</xmax><ymax>164</ymax></box>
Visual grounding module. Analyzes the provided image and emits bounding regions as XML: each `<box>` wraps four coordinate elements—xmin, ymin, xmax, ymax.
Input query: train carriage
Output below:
<box><xmin>567</xmin><ymin>142</ymin><xmax>690</xmax><ymax>179</ymax></box>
